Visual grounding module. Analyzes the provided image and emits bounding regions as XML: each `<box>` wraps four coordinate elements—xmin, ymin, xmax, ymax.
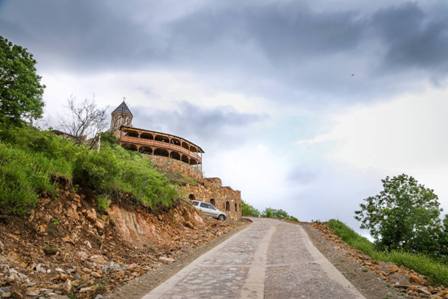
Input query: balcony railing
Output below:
<box><xmin>120</xmin><ymin>135</ymin><xmax>202</xmax><ymax>161</ymax></box>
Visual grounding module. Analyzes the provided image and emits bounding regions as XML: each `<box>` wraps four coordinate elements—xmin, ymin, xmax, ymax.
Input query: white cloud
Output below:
<box><xmin>299</xmin><ymin>85</ymin><xmax>448</xmax><ymax>211</ymax></box>
<box><xmin>40</xmin><ymin>69</ymin><xmax>273</xmax><ymax>123</ymax></box>
<box><xmin>204</xmin><ymin>143</ymin><xmax>293</xmax><ymax>212</ymax></box>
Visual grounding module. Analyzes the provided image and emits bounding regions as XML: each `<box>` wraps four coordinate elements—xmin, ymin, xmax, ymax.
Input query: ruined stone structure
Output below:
<box><xmin>111</xmin><ymin>101</ymin><xmax>242</xmax><ymax>220</ymax></box>
<box><xmin>183</xmin><ymin>178</ymin><xmax>242</xmax><ymax>221</ymax></box>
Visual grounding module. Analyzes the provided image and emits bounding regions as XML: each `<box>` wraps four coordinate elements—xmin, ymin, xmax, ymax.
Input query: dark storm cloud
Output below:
<box><xmin>371</xmin><ymin>2</ymin><xmax>448</xmax><ymax>74</ymax></box>
<box><xmin>169</xmin><ymin>3</ymin><xmax>365</xmax><ymax>61</ymax></box>
<box><xmin>132</xmin><ymin>102</ymin><xmax>262</xmax><ymax>147</ymax></box>
<box><xmin>164</xmin><ymin>1</ymin><xmax>448</xmax><ymax>98</ymax></box>
<box><xmin>0</xmin><ymin>0</ymin><xmax>166</xmax><ymax>71</ymax></box>
<box><xmin>1</xmin><ymin>0</ymin><xmax>448</xmax><ymax>99</ymax></box>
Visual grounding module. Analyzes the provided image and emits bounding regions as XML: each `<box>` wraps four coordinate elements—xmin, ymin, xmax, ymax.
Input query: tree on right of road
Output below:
<box><xmin>0</xmin><ymin>36</ymin><xmax>45</xmax><ymax>125</ymax></box>
<box><xmin>355</xmin><ymin>174</ymin><xmax>443</xmax><ymax>254</ymax></box>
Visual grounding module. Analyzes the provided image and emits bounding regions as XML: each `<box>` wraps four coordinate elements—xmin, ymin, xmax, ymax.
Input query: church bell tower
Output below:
<box><xmin>110</xmin><ymin>101</ymin><xmax>133</xmax><ymax>134</ymax></box>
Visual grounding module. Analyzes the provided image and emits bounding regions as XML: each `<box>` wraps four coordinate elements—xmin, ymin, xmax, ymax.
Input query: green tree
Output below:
<box><xmin>355</xmin><ymin>174</ymin><xmax>442</xmax><ymax>253</ymax></box>
<box><xmin>438</xmin><ymin>215</ymin><xmax>448</xmax><ymax>259</ymax></box>
<box><xmin>0</xmin><ymin>36</ymin><xmax>45</xmax><ymax>125</ymax></box>
<box><xmin>261</xmin><ymin>207</ymin><xmax>299</xmax><ymax>222</ymax></box>
<box><xmin>241</xmin><ymin>200</ymin><xmax>260</xmax><ymax>217</ymax></box>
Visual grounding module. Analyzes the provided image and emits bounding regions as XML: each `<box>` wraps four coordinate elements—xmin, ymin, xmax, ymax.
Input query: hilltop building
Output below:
<box><xmin>110</xmin><ymin>101</ymin><xmax>242</xmax><ymax>220</ymax></box>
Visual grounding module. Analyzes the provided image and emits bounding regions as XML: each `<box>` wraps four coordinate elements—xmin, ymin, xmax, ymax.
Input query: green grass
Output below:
<box><xmin>0</xmin><ymin>126</ymin><xmax>177</xmax><ymax>216</ymax></box>
<box><xmin>327</xmin><ymin>219</ymin><xmax>448</xmax><ymax>286</ymax></box>
<box><xmin>96</xmin><ymin>195</ymin><xmax>111</xmax><ymax>214</ymax></box>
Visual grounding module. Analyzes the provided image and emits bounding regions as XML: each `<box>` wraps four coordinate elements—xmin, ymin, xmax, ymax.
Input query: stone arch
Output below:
<box><xmin>190</xmin><ymin>146</ymin><xmax>197</xmax><ymax>152</ymax></box>
<box><xmin>181</xmin><ymin>155</ymin><xmax>189</xmax><ymax>164</ymax></box>
<box><xmin>190</xmin><ymin>158</ymin><xmax>198</xmax><ymax>165</ymax></box>
<box><xmin>154</xmin><ymin>148</ymin><xmax>169</xmax><ymax>157</ymax></box>
<box><xmin>139</xmin><ymin>146</ymin><xmax>152</xmax><ymax>154</ymax></box>
<box><xmin>140</xmin><ymin>132</ymin><xmax>153</xmax><ymax>140</ymax></box>
<box><xmin>210</xmin><ymin>198</ymin><xmax>216</xmax><ymax>206</ymax></box>
<box><xmin>170</xmin><ymin>151</ymin><xmax>181</xmax><ymax>160</ymax></box>
<box><xmin>225</xmin><ymin>201</ymin><xmax>230</xmax><ymax>211</ymax></box>
<box><xmin>155</xmin><ymin>135</ymin><xmax>170</xmax><ymax>143</ymax></box>
<box><xmin>189</xmin><ymin>194</ymin><xmax>195</xmax><ymax>201</ymax></box>
<box><xmin>235</xmin><ymin>203</ymin><xmax>238</xmax><ymax>211</ymax></box>
<box><xmin>122</xmin><ymin>143</ymin><xmax>138</xmax><ymax>151</ymax></box>
<box><xmin>181</xmin><ymin>142</ymin><xmax>189</xmax><ymax>150</ymax></box>
<box><xmin>171</xmin><ymin>138</ymin><xmax>181</xmax><ymax>146</ymax></box>
<box><xmin>125</xmin><ymin>130</ymin><xmax>139</xmax><ymax>137</ymax></box>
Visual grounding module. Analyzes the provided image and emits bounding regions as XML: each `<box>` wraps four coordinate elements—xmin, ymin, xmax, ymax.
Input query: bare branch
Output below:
<box><xmin>59</xmin><ymin>96</ymin><xmax>107</xmax><ymax>145</ymax></box>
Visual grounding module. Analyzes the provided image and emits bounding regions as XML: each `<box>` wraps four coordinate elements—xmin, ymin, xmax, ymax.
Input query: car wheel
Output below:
<box><xmin>218</xmin><ymin>215</ymin><xmax>226</xmax><ymax>221</ymax></box>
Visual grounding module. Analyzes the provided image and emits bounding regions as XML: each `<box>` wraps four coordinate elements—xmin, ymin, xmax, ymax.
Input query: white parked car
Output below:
<box><xmin>191</xmin><ymin>200</ymin><xmax>227</xmax><ymax>221</ymax></box>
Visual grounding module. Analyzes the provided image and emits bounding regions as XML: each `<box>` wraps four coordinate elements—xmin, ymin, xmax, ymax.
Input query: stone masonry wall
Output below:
<box><xmin>147</xmin><ymin>155</ymin><xmax>203</xmax><ymax>181</ymax></box>
<box><xmin>146</xmin><ymin>156</ymin><xmax>242</xmax><ymax>221</ymax></box>
<box><xmin>182</xmin><ymin>178</ymin><xmax>242</xmax><ymax>221</ymax></box>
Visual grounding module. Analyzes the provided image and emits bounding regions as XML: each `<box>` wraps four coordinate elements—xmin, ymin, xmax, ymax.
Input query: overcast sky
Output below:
<box><xmin>2</xmin><ymin>0</ymin><xmax>448</xmax><ymax>230</ymax></box>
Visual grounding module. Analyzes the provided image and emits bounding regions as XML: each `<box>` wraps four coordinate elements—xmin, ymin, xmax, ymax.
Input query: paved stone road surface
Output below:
<box><xmin>142</xmin><ymin>218</ymin><xmax>365</xmax><ymax>299</ymax></box>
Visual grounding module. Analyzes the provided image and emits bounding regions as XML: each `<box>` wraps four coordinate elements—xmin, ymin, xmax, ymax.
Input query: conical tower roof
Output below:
<box><xmin>112</xmin><ymin>101</ymin><xmax>133</xmax><ymax>116</ymax></box>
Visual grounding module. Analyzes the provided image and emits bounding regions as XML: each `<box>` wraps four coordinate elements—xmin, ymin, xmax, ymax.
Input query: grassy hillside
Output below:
<box><xmin>327</xmin><ymin>219</ymin><xmax>448</xmax><ymax>286</ymax></box>
<box><xmin>0</xmin><ymin>126</ymin><xmax>177</xmax><ymax>216</ymax></box>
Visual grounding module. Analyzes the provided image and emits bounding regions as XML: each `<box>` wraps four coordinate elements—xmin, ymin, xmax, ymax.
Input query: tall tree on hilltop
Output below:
<box><xmin>0</xmin><ymin>36</ymin><xmax>45</xmax><ymax>125</ymax></box>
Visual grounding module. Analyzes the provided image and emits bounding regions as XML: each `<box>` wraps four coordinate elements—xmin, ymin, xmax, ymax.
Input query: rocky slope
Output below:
<box><xmin>0</xmin><ymin>187</ymin><xmax>240</xmax><ymax>298</ymax></box>
<box><xmin>308</xmin><ymin>222</ymin><xmax>448</xmax><ymax>299</ymax></box>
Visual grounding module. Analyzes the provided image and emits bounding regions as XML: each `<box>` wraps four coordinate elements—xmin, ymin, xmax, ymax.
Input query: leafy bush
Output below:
<box><xmin>241</xmin><ymin>201</ymin><xmax>260</xmax><ymax>217</ymax></box>
<box><xmin>99</xmin><ymin>131</ymin><xmax>119</xmax><ymax>146</ymax></box>
<box><xmin>73</xmin><ymin>148</ymin><xmax>120</xmax><ymax>192</ymax></box>
<box><xmin>0</xmin><ymin>143</ymin><xmax>58</xmax><ymax>215</ymax></box>
<box><xmin>327</xmin><ymin>219</ymin><xmax>448</xmax><ymax>286</ymax></box>
<box><xmin>0</xmin><ymin>125</ymin><xmax>178</xmax><ymax>215</ymax></box>
<box><xmin>262</xmin><ymin>207</ymin><xmax>299</xmax><ymax>222</ymax></box>
<box><xmin>0</xmin><ymin>148</ymin><xmax>38</xmax><ymax>215</ymax></box>
<box><xmin>113</xmin><ymin>146</ymin><xmax>177</xmax><ymax>208</ymax></box>
<box><xmin>96</xmin><ymin>195</ymin><xmax>111</xmax><ymax>213</ymax></box>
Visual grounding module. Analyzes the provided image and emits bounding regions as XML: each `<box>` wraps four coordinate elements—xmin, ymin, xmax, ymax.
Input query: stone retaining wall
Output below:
<box><xmin>183</xmin><ymin>178</ymin><xmax>242</xmax><ymax>221</ymax></box>
<box><xmin>146</xmin><ymin>156</ymin><xmax>242</xmax><ymax>221</ymax></box>
<box><xmin>147</xmin><ymin>155</ymin><xmax>203</xmax><ymax>181</ymax></box>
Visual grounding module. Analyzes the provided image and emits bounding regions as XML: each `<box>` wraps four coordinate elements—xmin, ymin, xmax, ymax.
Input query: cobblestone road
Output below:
<box><xmin>142</xmin><ymin>218</ymin><xmax>365</xmax><ymax>299</ymax></box>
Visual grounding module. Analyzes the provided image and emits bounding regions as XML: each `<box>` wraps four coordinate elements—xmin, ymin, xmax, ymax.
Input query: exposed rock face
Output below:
<box><xmin>108</xmin><ymin>202</ymin><xmax>205</xmax><ymax>247</ymax></box>
<box><xmin>108</xmin><ymin>205</ymin><xmax>158</xmax><ymax>246</ymax></box>
<box><xmin>0</xmin><ymin>188</ymin><xmax>238</xmax><ymax>299</ymax></box>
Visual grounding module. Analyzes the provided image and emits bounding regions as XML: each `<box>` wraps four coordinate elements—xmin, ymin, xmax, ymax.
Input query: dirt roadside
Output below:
<box><xmin>302</xmin><ymin>223</ymin><xmax>406</xmax><ymax>299</ymax></box>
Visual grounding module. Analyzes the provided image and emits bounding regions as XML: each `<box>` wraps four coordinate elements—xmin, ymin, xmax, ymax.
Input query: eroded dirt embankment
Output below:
<box><xmin>0</xmin><ymin>188</ymin><xmax>242</xmax><ymax>298</ymax></box>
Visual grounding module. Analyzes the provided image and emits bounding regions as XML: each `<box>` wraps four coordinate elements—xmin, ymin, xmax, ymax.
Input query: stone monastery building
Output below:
<box><xmin>110</xmin><ymin>102</ymin><xmax>242</xmax><ymax>220</ymax></box>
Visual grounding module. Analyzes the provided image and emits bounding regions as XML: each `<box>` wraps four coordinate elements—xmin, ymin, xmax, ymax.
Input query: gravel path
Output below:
<box><xmin>142</xmin><ymin>218</ymin><xmax>365</xmax><ymax>299</ymax></box>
